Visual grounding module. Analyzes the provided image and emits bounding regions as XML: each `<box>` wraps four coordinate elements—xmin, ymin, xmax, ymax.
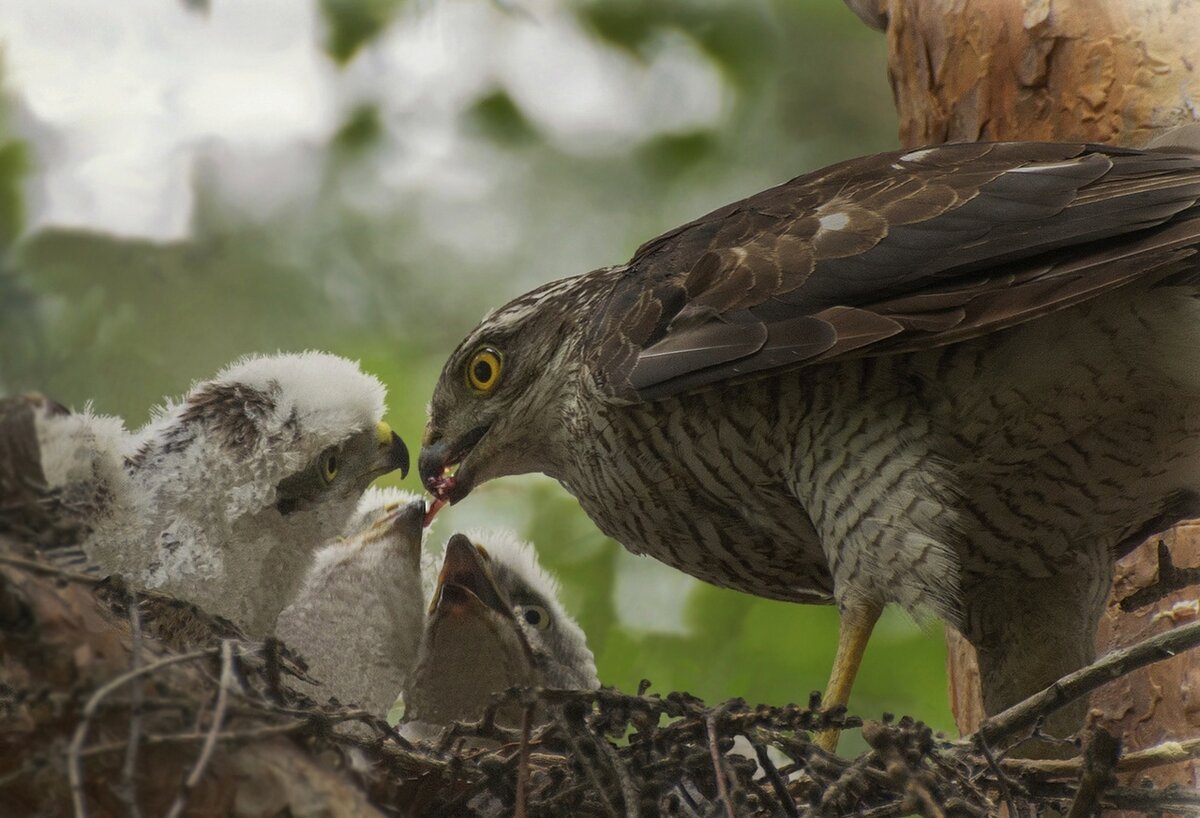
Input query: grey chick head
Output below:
<box><xmin>275</xmin><ymin>488</ymin><xmax>426</xmax><ymax>716</ymax></box>
<box><xmin>91</xmin><ymin>351</ymin><xmax>409</xmax><ymax>634</ymax></box>
<box><xmin>403</xmin><ymin>530</ymin><xmax>598</xmax><ymax>731</ymax></box>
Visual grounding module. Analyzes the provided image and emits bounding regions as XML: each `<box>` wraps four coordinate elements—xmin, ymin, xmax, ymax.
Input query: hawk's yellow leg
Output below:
<box><xmin>815</xmin><ymin>601</ymin><xmax>882</xmax><ymax>752</ymax></box>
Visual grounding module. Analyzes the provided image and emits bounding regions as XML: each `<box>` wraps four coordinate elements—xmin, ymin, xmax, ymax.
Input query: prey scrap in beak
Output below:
<box><xmin>376</xmin><ymin>420</ymin><xmax>410</xmax><ymax>479</ymax></box>
<box><xmin>418</xmin><ymin>424</ymin><xmax>490</xmax><ymax>519</ymax></box>
<box><xmin>431</xmin><ymin>533</ymin><xmax>510</xmax><ymax>618</ymax></box>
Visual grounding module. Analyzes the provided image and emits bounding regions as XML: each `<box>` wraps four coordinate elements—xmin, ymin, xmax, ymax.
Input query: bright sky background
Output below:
<box><xmin>0</xmin><ymin>0</ymin><xmax>726</xmax><ymax>634</ymax></box>
<box><xmin>0</xmin><ymin>0</ymin><xmax>728</xmax><ymax>241</ymax></box>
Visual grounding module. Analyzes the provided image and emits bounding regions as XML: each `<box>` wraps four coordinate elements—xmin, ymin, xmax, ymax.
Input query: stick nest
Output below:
<box><xmin>2</xmin><ymin>540</ymin><xmax>1198</xmax><ymax>818</ymax></box>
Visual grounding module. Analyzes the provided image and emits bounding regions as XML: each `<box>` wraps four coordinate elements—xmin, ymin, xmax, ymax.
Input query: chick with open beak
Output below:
<box><xmin>276</xmin><ymin>488</ymin><xmax>427</xmax><ymax>715</ymax></box>
<box><xmin>403</xmin><ymin>530</ymin><xmax>599</xmax><ymax>732</ymax></box>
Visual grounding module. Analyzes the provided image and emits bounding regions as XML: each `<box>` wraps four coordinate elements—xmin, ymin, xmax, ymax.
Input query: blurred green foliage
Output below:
<box><xmin>320</xmin><ymin>0</ymin><xmax>408</xmax><ymax>63</ymax></box>
<box><xmin>334</xmin><ymin>104</ymin><xmax>386</xmax><ymax>154</ymax></box>
<box><xmin>467</xmin><ymin>90</ymin><xmax>540</xmax><ymax>146</ymax></box>
<box><xmin>0</xmin><ymin>0</ymin><xmax>955</xmax><ymax>749</ymax></box>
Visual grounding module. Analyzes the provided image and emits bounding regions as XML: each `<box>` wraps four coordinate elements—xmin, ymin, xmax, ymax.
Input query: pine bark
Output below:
<box><xmin>850</xmin><ymin>0</ymin><xmax>1200</xmax><ymax>792</ymax></box>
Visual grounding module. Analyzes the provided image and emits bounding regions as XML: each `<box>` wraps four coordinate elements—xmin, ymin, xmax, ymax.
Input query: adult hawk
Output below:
<box><xmin>420</xmin><ymin>127</ymin><xmax>1200</xmax><ymax>747</ymax></box>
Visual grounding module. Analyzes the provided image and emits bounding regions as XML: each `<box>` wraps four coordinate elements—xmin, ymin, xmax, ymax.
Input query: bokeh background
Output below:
<box><xmin>0</xmin><ymin>0</ymin><xmax>953</xmax><ymax>744</ymax></box>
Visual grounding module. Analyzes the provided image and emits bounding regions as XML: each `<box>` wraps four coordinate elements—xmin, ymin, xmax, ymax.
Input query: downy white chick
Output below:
<box><xmin>403</xmin><ymin>530</ymin><xmax>599</xmax><ymax>732</ymax></box>
<box><xmin>275</xmin><ymin>488</ymin><xmax>428</xmax><ymax>715</ymax></box>
<box><xmin>54</xmin><ymin>352</ymin><xmax>408</xmax><ymax>634</ymax></box>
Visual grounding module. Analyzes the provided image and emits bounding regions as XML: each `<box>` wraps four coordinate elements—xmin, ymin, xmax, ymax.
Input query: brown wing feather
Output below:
<box><xmin>590</xmin><ymin>139</ymin><xmax>1200</xmax><ymax>401</ymax></box>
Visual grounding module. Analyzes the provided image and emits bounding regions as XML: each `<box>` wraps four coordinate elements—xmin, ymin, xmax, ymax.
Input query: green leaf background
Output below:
<box><xmin>0</xmin><ymin>0</ymin><xmax>955</xmax><ymax>751</ymax></box>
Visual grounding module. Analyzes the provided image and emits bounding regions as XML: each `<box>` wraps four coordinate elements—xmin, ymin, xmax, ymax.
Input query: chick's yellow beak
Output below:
<box><xmin>377</xmin><ymin>420</ymin><xmax>395</xmax><ymax>447</ymax></box>
<box><xmin>374</xmin><ymin>420</ymin><xmax>410</xmax><ymax>479</ymax></box>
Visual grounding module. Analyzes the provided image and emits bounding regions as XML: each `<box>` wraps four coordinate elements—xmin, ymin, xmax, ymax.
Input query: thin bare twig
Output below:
<box><xmin>515</xmin><ymin>703</ymin><xmax>532</xmax><ymax>818</ymax></box>
<box><xmin>974</xmin><ymin>733</ymin><xmax>1019</xmax><ymax>817</ymax></box>
<box><xmin>751</xmin><ymin>741</ymin><xmax>799</xmax><ymax>818</ymax></box>
<box><xmin>593</xmin><ymin>729</ymin><xmax>640</xmax><ymax>818</ymax></box>
<box><xmin>118</xmin><ymin>589</ymin><xmax>144</xmax><ymax>818</ymax></box>
<box><xmin>1005</xmin><ymin>736</ymin><xmax>1200</xmax><ymax>777</ymax></box>
<box><xmin>165</xmin><ymin>640</ymin><xmax>237</xmax><ymax>818</ymax></box>
<box><xmin>706</xmin><ymin>708</ymin><xmax>736</xmax><ymax>818</ymax></box>
<box><xmin>0</xmin><ymin>553</ymin><xmax>99</xmax><ymax>584</ymax></box>
<box><xmin>67</xmin><ymin>648</ymin><xmax>217</xmax><ymax>818</ymax></box>
<box><xmin>978</xmin><ymin>618</ymin><xmax>1200</xmax><ymax>746</ymax></box>
<box><xmin>552</xmin><ymin>712</ymin><xmax>618</xmax><ymax>818</ymax></box>
<box><xmin>78</xmin><ymin>722</ymin><xmax>306</xmax><ymax>758</ymax></box>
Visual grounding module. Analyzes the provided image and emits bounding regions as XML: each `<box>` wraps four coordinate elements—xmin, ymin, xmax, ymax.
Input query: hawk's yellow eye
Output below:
<box><xmin>319</xmin><ymin>450</ymin><xmax>339</xmax><ymax>484</ymax></box>
<box><xmin>466</xmin><ymin>348</ymin><xmax>503</xmax><ymax>393</ymax></box>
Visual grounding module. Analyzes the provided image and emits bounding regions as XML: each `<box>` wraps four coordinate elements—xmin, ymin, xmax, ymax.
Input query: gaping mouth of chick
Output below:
<box><xmin>432</xmin><ymin>533</ymin><xmax>509</xmax><ymax>617</ymax></box>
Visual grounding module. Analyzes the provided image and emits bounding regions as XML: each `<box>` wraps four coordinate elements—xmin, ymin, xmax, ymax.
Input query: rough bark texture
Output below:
<box><xmin>880</xmin><ymin>0</ymin><xmax>1200</xmax><ymax>148</ymax></box>
<box><xmin>858</xmin><ymin>0</ymin><xmax>1200</xmax><ymax>794</ymax></box>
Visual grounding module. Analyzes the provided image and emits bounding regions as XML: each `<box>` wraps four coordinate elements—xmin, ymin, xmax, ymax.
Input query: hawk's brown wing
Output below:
<box><xmin>588</xmin><ymin>140</ymin><xmax>1200</xmax><ymax>401</ymax></box>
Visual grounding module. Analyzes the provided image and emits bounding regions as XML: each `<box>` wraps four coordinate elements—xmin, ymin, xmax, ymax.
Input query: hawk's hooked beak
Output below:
<box><xmin>430</xmin><ymin>533</ymin><xmax>510</xmax><ymax>619</ymax></box>
<box><xmin>376</xmin><ymin>420</ymin><xmax>410</xmax><ymax>479</ymax></box>
<box><xmin>418</xmin><ymin>423</ymin><xmax>490</xmax><ymax>518</ymax></box>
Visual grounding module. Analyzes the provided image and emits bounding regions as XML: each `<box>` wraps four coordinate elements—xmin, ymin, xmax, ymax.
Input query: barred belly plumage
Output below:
<box><xmin>563</xmin><ymin>285</ymin><xmax>1200</xmax><ymax>631</ymax></box>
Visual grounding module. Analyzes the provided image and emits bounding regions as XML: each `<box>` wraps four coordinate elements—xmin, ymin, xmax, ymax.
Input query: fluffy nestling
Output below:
<box><xmin>403</xmin><ymin>530</ymin><xmax>599</xmax><ymax>733</ymax></box>
<box><xmin>421</xmin><ymin>128</ymin><xmax>1200</xmax><ymax>750</ymax></box>
<box><xmin>276</xmin><ymin>487</ymin><xmax>427</xmax><ymax>715</ymax></box>
<box><xmin>76</xmin><ymin>352</ymin><xmax>408</xmax><ymax>634</ymax></box>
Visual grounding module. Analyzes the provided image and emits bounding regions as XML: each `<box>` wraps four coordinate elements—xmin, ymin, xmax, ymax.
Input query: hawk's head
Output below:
<box><xmin>419</xmin><ymin>272</ymin><xmax>618</xmax><ymax>513</ymax></box>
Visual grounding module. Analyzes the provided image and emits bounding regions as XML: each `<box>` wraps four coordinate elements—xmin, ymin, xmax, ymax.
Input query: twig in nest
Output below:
<box><xmin>706</xmin><ymin>707</ymin><xmax>736</xmax><ymax>818</ymax></box>
<box><xmin>978</xmin><ymin>618</ymin><xmax>1200</xmax><ymax>747</ymax></box>
<box><xmin>515</xmin><ymin>703</ymin><xmax>532</xmax><ymax>818</ymax></box>
<box><xmin>1065</xmin><ymin>727</ymin><xmax>1120</xmax><ymax>818</ymax></box>
<box><xmin>118</xmin><ymin>588</ymin><xmax>144</xmax><ymax>818</ymax></box>
<box><xmin>78</xmin><ymin>723</ymin><xmax>306</xmax><ymax>758</ymax></box>
<box><xmin>0</xmin><ymin>552</ymin><xmax>99</xmax><ymax>585</ymax></box>
<box><xmin>551</xmin><ymin>711</ymin><xmax>618</xmax><ymax>818</ymax></box>
<box><xmin>1006</xmin><ymin>736</ymin><xmax>1200</xmax><ymax>778</ymax></box>
<box><xmin>165</xmin><ymin>640</ymin><xmax>238</xmax><ymax>818</ymax></box>
<box><xmin>751</xmin><ymin>741</ymin><xmax>799</xmax><ymax>818</ymax></box>
<box><xmin>593</xmin><ymin>730</ymin><xmax>639</xmax><ymax>818</ymax></box>
<box><xmin>974</xmin><ymin>732</ymin><xmax>1019</xmax><ymax>818</ymax></box>
<box><xmin>67</xmin><ymin>648</ymin><xmax>217</xmax><ymax>818</ymax></box>
<box><xmin>1119</xmin><ymin>540</ymin><xmax>1200</xmax><ymax>611</ymax></box>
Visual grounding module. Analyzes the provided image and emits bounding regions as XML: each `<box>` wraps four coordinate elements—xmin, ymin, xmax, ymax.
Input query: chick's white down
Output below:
<box><xmin>44</xmin><ymin>352</ymin><xmax>406</xmax><ymax>635</ymax></box>
<box><xmin>276</xmin><ymin>487</ymin><xmax>429</xmax><ymax>715</ymax></box>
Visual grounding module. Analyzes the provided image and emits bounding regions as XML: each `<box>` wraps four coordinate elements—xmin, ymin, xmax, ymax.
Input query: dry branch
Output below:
<box><xmin>977</xmin><ymin>618</ymin><xmax>1200</xmax><ymax>747</ymax></box>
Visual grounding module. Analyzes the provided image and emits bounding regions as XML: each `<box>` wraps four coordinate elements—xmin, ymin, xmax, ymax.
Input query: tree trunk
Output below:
<box><xmin>852</xmin><ymin>0</ymin><xmax>1200</xmax><ymax>791</ymax></box>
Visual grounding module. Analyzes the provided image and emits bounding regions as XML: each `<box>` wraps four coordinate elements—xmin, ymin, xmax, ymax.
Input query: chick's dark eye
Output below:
<box><xmin>319</xmin><ymin>450</ymin><xmax>339</xmax><ymax>484</ymax></box>
<box><xmin>473</xmin><ymin>360</ymin><xmax>492</xmax><ymax>383</ymax></box>
<box><xmin>516</xmin><ymin>604</ymin><xmax>551</xmax><ymax>630</ymax></box>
